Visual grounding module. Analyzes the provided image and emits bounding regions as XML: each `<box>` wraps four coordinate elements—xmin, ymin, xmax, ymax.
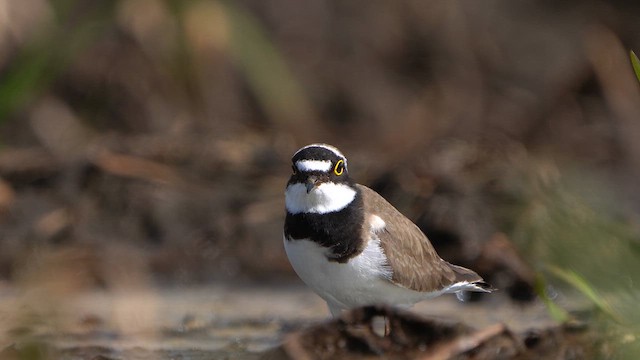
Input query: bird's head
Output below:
<box><xmin>285</xmin><ymin>144</ymin><xmax>357</xmax><ymax>215</ymax></box>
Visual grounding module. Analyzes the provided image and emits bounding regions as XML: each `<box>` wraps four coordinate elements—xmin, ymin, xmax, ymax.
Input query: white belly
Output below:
<box><xmin>283</xmin><ymin>236</ymin><xmax>430</xmax><ymax>315</ymax></box>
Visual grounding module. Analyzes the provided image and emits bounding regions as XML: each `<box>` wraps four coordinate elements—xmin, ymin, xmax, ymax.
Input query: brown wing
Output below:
<box><xmin>358</xmin><ymin>184</ymin><xmax>485</xmax><ymax>293</ymax></box>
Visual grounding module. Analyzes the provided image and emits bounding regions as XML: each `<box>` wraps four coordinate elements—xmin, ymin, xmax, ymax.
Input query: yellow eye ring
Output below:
<box><xmin>334</xmin><ymin>160</ymin><xmax>345</xmax><ymax>176</ymax></box>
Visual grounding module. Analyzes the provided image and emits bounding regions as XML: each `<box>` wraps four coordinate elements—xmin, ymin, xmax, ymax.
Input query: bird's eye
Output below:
<box><xmin>291</xmin><ymin>165</ymin><xmax>298</xmax><ymax>175</ymax></box>
<box><xmin>333</xmin><ymin>160</ymin><xmax>345</xmax><ymax>176</ymax></box>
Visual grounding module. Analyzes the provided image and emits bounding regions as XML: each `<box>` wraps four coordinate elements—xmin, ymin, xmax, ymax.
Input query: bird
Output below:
<box><xmin>283</xmin><ymin>143</ymin><xmax>492</xmax><ymax>317</ymax></box>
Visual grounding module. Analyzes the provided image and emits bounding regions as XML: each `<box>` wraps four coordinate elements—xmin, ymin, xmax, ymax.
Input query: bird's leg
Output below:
<box><xmin>385</xmin><ymin>316</ymin><xmax>391</xmax><ymax>336</ymax></box>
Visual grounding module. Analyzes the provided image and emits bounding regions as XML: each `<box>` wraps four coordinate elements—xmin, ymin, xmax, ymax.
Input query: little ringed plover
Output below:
<box><xmin>284</xmin><ymin>143</ymin><xmax>492</xmax><ymax>316</ymax></box>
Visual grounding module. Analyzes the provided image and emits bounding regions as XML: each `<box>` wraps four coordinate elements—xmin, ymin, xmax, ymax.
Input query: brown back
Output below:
<box><xmin>358</xmin><ymin>185</ymin><xmax>483</xmax><ymax>292</ymax></box>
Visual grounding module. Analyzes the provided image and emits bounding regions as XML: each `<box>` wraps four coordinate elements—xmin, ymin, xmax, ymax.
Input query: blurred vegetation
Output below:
<box><xmin>0</xmin><ymin>0</ymin><xmax>640</xmax><ymax>358</ymax></box>
<box><xmin>0</xmin><ymin>0</ymin><xmax>115</xmax><ymax>123</ymax></box>
<box><xmin>500</xmin><ymin>159</ymin><xmax>640</xmax><ymax>356</ymax></box>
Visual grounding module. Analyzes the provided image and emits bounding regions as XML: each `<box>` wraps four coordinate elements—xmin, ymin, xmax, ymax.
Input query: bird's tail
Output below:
<box><xmin>446</xmin><ymin>262</ymin><xmax>495</xmax><ymax>301</ymax></box>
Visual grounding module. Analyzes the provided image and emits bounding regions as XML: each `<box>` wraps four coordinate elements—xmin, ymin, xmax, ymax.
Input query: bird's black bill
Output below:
<box><xmin>305</xmin><ymin>177</ymin><xmax>318</xmax><ymax>193</ymax></box>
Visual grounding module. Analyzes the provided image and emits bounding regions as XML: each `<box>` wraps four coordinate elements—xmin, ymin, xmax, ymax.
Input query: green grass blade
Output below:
<box><xmin>631</xmin><ymin>51</ymin><xmax>640</xmax><ymax>84</ymax></box>
<box><xmin>534</xmin><ymin>274</ymin><xmax>570</xmax><ymax>323</ymax></box>
<box><xmin>547</xmin><ymin>265</ymin><xmax>622</xmax><ymax>323</ymax></box>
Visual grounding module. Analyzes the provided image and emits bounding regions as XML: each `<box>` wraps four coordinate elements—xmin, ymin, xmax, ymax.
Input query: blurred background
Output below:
<box><xmin>1</xmin><ymin>0</ymin><xmax>640</xmax><ymax>358</ymax></box>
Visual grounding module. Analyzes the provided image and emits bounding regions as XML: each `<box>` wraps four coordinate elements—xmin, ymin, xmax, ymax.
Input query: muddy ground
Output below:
<box><xmin>0</xmin><ymin>282</ymin><xmax>568</xmax><ymax>359</ymax></box>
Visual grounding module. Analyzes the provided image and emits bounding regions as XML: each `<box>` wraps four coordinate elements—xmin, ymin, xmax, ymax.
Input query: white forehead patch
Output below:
<box><xmin>296</xmin><ymin>160</ymin><xmax>332</xmax><ymax>172</ymax></box>
<box><xmin>285</xmin><ymin>182</ymin><xmax>357</xmax><ymax>214</ymax></box>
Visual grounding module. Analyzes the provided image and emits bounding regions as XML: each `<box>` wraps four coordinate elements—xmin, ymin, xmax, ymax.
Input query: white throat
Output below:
<box><xmin>285</xmin><ymin>182</ymin><xmax>357</xmax><ymax>214</ymax></box>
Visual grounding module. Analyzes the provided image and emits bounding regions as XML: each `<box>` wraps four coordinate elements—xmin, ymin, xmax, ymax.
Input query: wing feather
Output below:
<box><xmin>358</xmin><ymin>184</ymin><xmax>487</xmax><ymax>293</ymax></box>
